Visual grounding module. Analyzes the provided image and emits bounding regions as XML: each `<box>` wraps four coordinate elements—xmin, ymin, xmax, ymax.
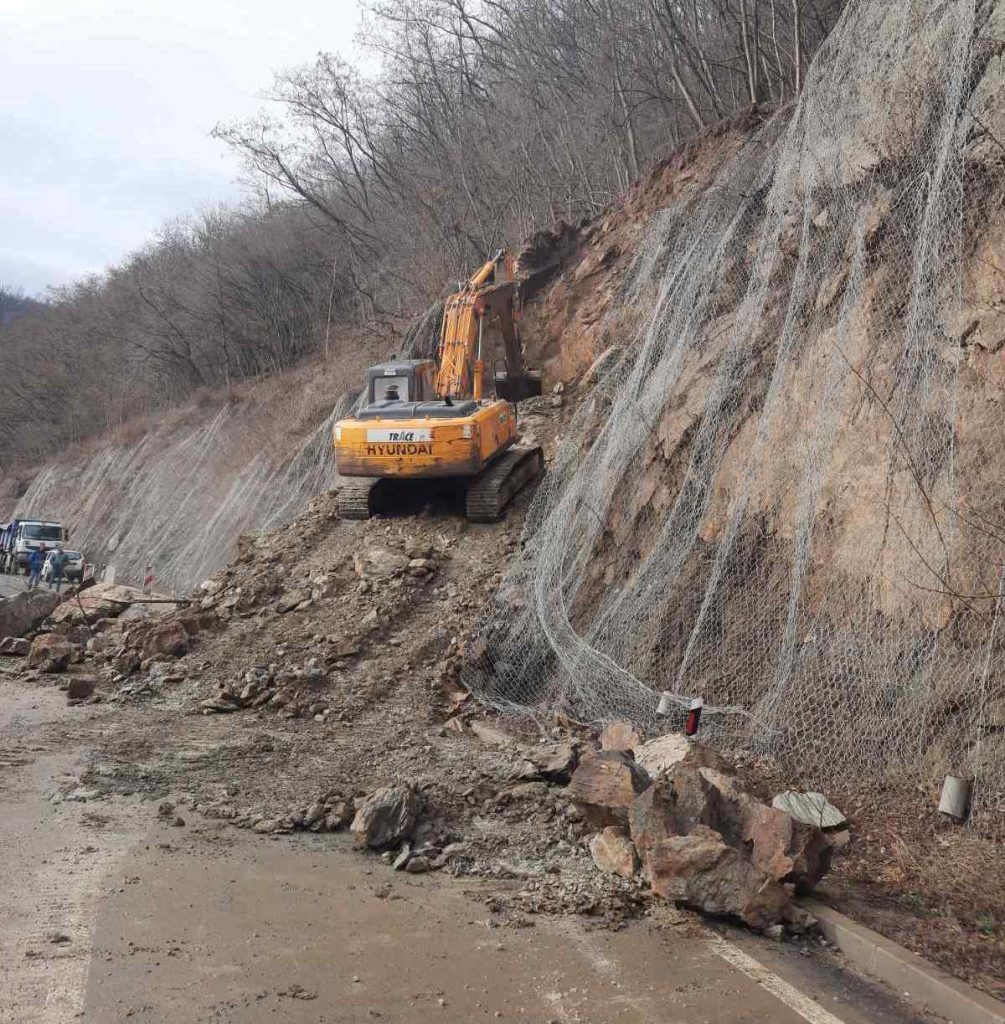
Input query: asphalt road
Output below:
<box><xmin>0</xmin><ymin>674</ymin><xmax>940</xmax><ymax>1024</ymax></box>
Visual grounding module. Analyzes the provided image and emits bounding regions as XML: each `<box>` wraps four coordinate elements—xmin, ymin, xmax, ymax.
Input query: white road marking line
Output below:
<box><xmin>707</xmin><ymin>934</ymin><xmax>847</xmax><ymax>1024</ymax></box>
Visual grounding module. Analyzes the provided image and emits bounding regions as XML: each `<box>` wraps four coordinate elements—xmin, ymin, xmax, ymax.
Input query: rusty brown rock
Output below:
<box><xmin>26</xmin><ymin>634</ymin><xmax>77</xmax><ymax>673</ymax></box>
<box><xmin>350</xmin><ymin>784</ymin><xmax>418</xmax><ymax>849</ymax></box>
<box><xmin>599</xmin><ymin>721</ymin><xmax>643</xmax><ymax>753</ymax></box>
<box><xmin>741</xmin><ymin>799</ymin><xmax>833</xmax><ymax>894</ymax></box>
<box><xmin>628</xmin><ymin>775</ymin><xmax>680</xmax><ymax>869</ymax></box>
<box><xmin>645</xmin><ymin>824</ymin><xmax>791</xmax><ymax>931</ymax></box>
<box><xmin>566</xmin><ymin>750</ymin><xmax>651</xmax><ymax>828</ymax></box>
<box><xmin>628</xmin><ymin>762</ymin><xmax>833</xmax><ymax>909</ymax></box>
<box><xmin>589</xmin><ymin>826</ymin><xmax>639</xmax><ymax>878</ymax></box>
<box><xmin>139</xmin><ymin>620</ymin><xmax>190</xmax><ymax>661</ymax></box>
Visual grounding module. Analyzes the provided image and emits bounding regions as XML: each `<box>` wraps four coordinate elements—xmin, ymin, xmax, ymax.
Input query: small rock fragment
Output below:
<box><xmin>771</xmin><ymin>791</ymin><xmax>847</xmax><ymax>831</ymax></box>
<box><xmin>588</xmin><ymin>826</ymin><xmax>639</xmax><ymax>878</ymax></box>
<box><xmin>350</xmin><ymin>784</ymin><xmax>418</xmax><ymax>849</ymax></box>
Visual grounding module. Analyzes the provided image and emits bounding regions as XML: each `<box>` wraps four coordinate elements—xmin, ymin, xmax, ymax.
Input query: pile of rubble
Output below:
<box><xmin>2</xmin><ymin>458</ymin><xmax>845</xmax><ymax>940</ymax></box>
<box><xmin>0</xmin><ymin>578</ymin><xmax>210</xmax><ymax>705</ymax></box>
<box><xmin>567</xmin><ymin>725</ymin><xmax>845</xmax><ymax>933</ymax></box>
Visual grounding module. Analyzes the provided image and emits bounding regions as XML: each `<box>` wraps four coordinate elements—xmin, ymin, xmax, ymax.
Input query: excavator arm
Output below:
<box><xmin>433</xmin><ymin>250</ymin><xmax>539</xmax><ymax>402</ymax></box>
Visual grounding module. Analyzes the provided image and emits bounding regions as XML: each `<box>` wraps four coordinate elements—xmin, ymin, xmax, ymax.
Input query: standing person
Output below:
<box><xmin>48</xmin><ymin>546</ymin><xmax>66</xmax><ymax>594</ymax></box>
<box><xmin>27</xmin><ymin>546</ymin><xmax>45</xmax><ymax>590</ymax></box>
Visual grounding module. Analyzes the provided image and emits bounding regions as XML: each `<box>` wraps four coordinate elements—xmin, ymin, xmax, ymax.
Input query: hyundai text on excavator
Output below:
<box><xmin>333</xmin><ymin>250</ymin><xmax>544</xmax><ymax>521</ymax></box>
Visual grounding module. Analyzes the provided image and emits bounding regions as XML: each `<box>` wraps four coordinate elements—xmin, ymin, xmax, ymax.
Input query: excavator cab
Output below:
<box><xmin>367</xmin><ymin>361</ymin><xmax>429</xmax><ymax>405</ymax></box>
<box><xmin>360</xmin><ymin>360</ymin><xmax>477</xmax><ymax>420</ymax></box>
<box><xmin>334</xmin><ymin>251</ymin><xmax>545</xmax><ymax>521</ymax></box>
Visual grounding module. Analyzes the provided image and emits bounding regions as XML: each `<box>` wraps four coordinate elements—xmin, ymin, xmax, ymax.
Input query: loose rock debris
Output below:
<box><xmin>3</xmin><ymin>418</ymin><xmax>842</xmax><ymax>942</ymax></box>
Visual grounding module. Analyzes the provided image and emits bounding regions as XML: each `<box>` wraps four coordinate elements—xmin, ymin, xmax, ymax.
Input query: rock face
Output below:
<box><xmin>26</xmin><ymin>634</ymin><xmax>78</xmax><ymax>673</ymax></box>
<box><xmin>0</xmin><ymin>636</ymin><xmax>31</xmax><ymax>656</ymax></box>
<box><xmin>350</xmin><ymin>784</ymin><xmax>418</xmax><ymax>849</ymax></box>
<box><xmin>0</xmin><ymin>591</ymin><xmax>60</xmax><ymax>640</ymax></box>
<box><xmin>589</xmin><ymin>826</ymin><xmax>639</xmax><ymax>878</ymax></box>
<box><xmin>566</xmin><ymin>750</ymin><xmax>652</xmax><ymax>828</ymax></box>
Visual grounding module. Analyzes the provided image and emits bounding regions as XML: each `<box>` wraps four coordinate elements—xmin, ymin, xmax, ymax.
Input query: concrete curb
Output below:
<box><xmin>801</xmin><ymin>899</ymin><xmax>1005</xmax><ymax>1024</ymax></box>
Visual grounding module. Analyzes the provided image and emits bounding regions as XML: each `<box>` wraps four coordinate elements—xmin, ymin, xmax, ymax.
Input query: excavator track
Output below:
<box><xmin>338</xmin><ymin>478</ymin><xmax>381</xmax><ymax>520</ymax></box>
<box><xmin>465</xmin><ymin>445</ymin><xmax>545</xmax><ymax>522</ymax></box>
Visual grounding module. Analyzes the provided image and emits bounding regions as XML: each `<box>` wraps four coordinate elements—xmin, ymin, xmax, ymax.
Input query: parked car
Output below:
<box><xmin>42</xmin><ymin>550</ymin><xmax>84</xmax><ymax>583</ymax></box>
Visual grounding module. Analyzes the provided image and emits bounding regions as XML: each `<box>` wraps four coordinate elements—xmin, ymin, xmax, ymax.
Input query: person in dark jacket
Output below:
<box><xmin>48</xmin><ymin>546</ymin><xmax>66</xmax><ymax>594</ymax></box>
<box><xmin>27</xmin><ymin>546</ymin><xmax>45</xmax><ymax>590</ymax></box>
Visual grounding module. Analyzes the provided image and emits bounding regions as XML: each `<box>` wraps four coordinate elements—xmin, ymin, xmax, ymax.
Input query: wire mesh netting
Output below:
<box><xmin>464</xmin><ymin>0</ymin><xmax>1005</xmax><ymax>843</ymax></box>
<box><xmin>12</xmin><ymin>304</ymin><xmax>445</xmax><ymax>595</ymax></box>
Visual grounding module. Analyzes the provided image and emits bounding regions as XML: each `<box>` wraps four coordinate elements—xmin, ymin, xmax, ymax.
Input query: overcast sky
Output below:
<box><xmin>0</xmin><ymin>0</ymin><xmax>363</xmax><ymax>296</ymax></box>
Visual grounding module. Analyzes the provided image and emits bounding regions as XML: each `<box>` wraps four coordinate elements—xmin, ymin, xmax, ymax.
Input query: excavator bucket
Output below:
<box><xmin>494</xmin><ymin>369</ymin><xmax>543</xmax><ymax>402</ymax></box>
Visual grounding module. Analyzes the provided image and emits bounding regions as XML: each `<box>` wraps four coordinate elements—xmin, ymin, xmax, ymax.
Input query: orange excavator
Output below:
<box><xmin>333</xmin><ymin>250</ymin><xmax>543</xmax><ymax>521</ymax></box>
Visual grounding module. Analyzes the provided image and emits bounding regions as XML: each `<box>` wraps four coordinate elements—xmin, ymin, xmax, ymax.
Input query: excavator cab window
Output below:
<box><xmin>373</xmin><ymin>375</ymin><xmax>409</xmax><ymax>403</ymax></box>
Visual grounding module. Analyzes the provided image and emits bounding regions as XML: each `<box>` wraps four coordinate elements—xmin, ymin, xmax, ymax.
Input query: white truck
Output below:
<box><xmin>0</xmin><ymin>518</ymin><xmax>68</xmax><ymax>574</ymax></box>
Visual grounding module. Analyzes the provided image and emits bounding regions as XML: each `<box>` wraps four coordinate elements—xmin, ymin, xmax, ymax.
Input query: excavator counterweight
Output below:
<box><xmin>333</xmin><ymin>251</ymin><xmax>543</xmax><ymax>521</ymax></box>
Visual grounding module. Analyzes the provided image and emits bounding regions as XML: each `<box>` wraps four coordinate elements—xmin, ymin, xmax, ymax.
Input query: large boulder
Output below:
<box><xmin>563</xmin><ymin>745</ymin><xmax>840</xmax><ymax>931</ymax></box>
<box><xmin>0</xmin><ymin>590</ymin><xmax>60</xmax><ymax>640</ymax></box>
<box><xmin>679</xmin><ymin>767</ymin><xmax>832</xmax><ymax>892</ymax></box>
<box><xmin>139</xmin><ymin>620</ymin><xmax>189</xmax><ymax>661</ymax></box>
<box><xmin>26</xmin><ymin>634</ymin><xmax>78</xmax><ymax>673</ymax></box>
<box><xmin>629</xmin><ymin>763</ymin><xmax>832</xmax><ymax>895</ymax></box>
<box><xmin>567</xmin><ymin>750</ymin><xmax>651</xmax><ymax>828</ymax></box>
<box><xmin>350</xmin><ymin>784</ymin><xmax>418</xmax><ymax>849</ymax></box>
<box><xmin>741</xmin><ymin>798</ymin><xmax>833</xmax><ymax>893</ymax></box>
<box><xmin>645</xmin><ymin>825</ymin><xmax>791</xmax><ymax>931</ymax></box>
<box><xmin>47</xmin><ymin>584</ymin><xmax>148</xmax><ymax>626</ymax></box>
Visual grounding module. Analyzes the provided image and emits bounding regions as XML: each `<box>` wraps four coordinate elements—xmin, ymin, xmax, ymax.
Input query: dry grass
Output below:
<box><xmin>819</xmin><ymin>784</ymin><xmax>1005</xmax><ymax>998</ymax></box>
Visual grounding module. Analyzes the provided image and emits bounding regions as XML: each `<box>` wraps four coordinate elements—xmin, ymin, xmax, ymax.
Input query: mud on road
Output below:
<box><xmin>1</xmin><ymin>655</ymin><xmax>936</xmax><ymax>1024</ymax></box>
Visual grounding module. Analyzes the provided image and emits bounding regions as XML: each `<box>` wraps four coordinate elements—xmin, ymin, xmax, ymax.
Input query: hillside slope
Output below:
<box><xmin>8</xmin><ymin>331</ymin><xmax>389</xmax><ymax>593</ymax></box>
<box><xmin>468</xmin><ymin>0</ymin><xmax>1005</xmax><ymax>829</ymax></box>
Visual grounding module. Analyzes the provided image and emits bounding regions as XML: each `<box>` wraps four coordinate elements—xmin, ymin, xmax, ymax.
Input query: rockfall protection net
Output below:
<box><xmin>465</xmin><ymin>0</ymin><xmax>1005</xmax><ymax>840</ymax></box>
<box><xmin>13</xmin><ymin>303</ymin><xmax>446</xmax><ymax>595</ymax></box>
